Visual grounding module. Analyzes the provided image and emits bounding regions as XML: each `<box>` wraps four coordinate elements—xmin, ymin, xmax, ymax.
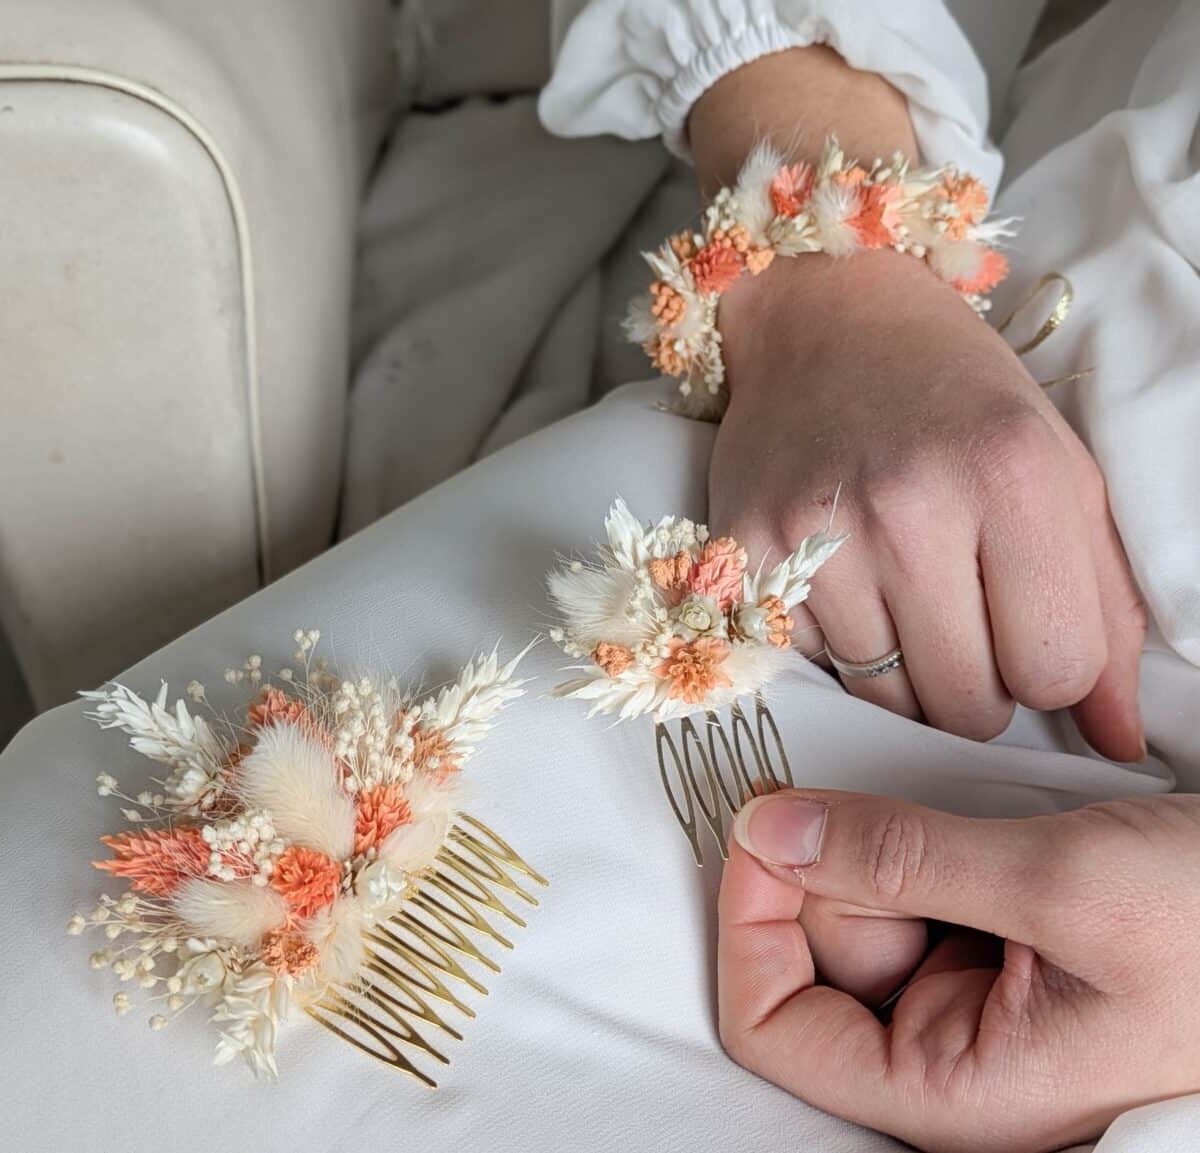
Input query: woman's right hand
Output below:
<box><xmin>718</xmin><ymin>789</ymin><xmax>1200</xmax><ymax>1152</ymax></box>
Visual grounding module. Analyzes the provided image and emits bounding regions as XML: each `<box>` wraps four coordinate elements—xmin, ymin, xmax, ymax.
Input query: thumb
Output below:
<box><xmin>732</xmin><ymin>790</ymin><xmax>1055</xmax><ymax>945</ymax></box>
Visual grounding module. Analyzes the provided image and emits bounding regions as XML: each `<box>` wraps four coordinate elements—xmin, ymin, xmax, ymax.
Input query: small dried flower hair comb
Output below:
<box><xmin>70</xmin><ymin>631</ymin><xmax>545</xmax><ymax>1084</ymax></box>
<box><xmin>548</xmin><ymin>501</ymin><xmax>845</xmax><ymax>864</ymax></box>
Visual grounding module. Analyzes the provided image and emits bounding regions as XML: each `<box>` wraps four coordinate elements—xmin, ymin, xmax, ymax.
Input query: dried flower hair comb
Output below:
<box><xmin>548</xmin><ymin>501</ymin><xmax>845</xmax><ymax>864</ymax></box>
<box><xmin>70</xmin><ymin>631</ymin><xmax>545</xmax><ymax>1084</ymax></box>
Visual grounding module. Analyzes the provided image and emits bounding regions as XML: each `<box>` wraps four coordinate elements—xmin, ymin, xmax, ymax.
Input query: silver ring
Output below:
<box><xmin>828</xmin><ymin>646</ymin><xmax>904</xmax><ymax>680</ymax></box>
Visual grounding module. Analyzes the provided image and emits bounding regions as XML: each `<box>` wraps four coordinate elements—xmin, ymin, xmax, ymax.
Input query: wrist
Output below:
<box><xmin>628</xmin><ymin>133</ymin><xmax>1010</xmax><ymax>418</ymax></box>
<box><xmin>689</xmin><ymin>47</ymin><xmax>918</xmax><ymax>196</ymax></box>
<box><xmin>722</xmin><ymin>246</ymin><xmax>958</xmax><ymax>331</ymax></box>
<box><xmin>718</xmin><ymin>250</ymin><xmax>979</xmax><ymax>401</ymax></box>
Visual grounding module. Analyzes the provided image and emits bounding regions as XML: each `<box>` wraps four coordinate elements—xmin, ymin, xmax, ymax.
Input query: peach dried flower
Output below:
<box><xmin>247</xmin><ymin>688</ymin><xmax>334</xmax><ymax>751</ymax></box>
<box><xmin>270</xmin><ymin>845</ymin><xmax>340</xmax><ymax>920</ymax></box>
<box><xmin>851</xmin><ymin>183</ymin><xmax>902</xmax><ymax>249</ymax></box>
<box><xmin>412</xmin><ymin>723</ymin><xmax>461</xmax><ymax>783</ymax></box>
<box><xmin>646</xmin><ymin>333</ymin><xmax>687</xmax><ymax>378</ymax></box>
<box><xmin>952</xmin><ymin>248</ymin><xmax>1009</xmax><ymax>295</ymax></box>
<box><xmin>942</xmin><ymin>173</ymin><xmax>989</xmax><ymax>233</ymax></box>
<box><xmin>354</xmin><ymin>783</ymin><xmax>413</xmax><ymax>856</ymax></box>
<box><xmin>759</xmin><ymin>596</ymin><xmax>795</xmax><ymax>649</ymax></box>
<box><xmin>593</xmin><ymin>642</ymin><xmax>635</xmax><ymax>677</ymax></box>
<box><xmin>720</xmin><ymin>226</ymin><xmax>753</xmax><ymax>254</ymax></box>
<box><xmin>649</xmin><ymin>551</ymin><xmax>692</xmax><ymax>593</ymax></box>
<box><xmin>94</xmin><ymin>827</ymin><xmax>210</xmax><ymax>897</ymax></box>
<box><xmin>769</xmin><ymin>163</ymin><xmax>814</xmax><ymax>217</ymax></box>
<box><xmin>745</xmin><ymin>247</ymin><xmax>775</xmax><ymax>275</ymax></box>
<box><xmin>832</xmin><ymin>165</ymin><xmax>867</xmax><ymax>187</ymax></box>
<box><xmin>688</xmin><ymin>537</ymin><xmax>747</xmax><ymax>611</ymax></box>
<box><xmin>657</xmin><ymin>637</ymin><xmax>733</xmax><ymax>705</ymax></box>
<box><xmin>260</xmin><ymin>927</ymin><xmax>320</xmax><ymax>977</ymax></box>
<box><xmin>649</xmin><ymin>281</ymin><xmax>686</xmax><ymax>327</ymax></box>
<box><xmin>247</xmin><ymin>687</ymin><xmax>310</xmax><ymax>729</ymax></box>
<box><xmin>669</xmin><ymin>230</ymin><xmax>698</xmax><ymax>260</ymax></box>
<box><xmin>688</xmin><ymin>242</ymin><xmax>745</xmax><ymax>295</ymax></box>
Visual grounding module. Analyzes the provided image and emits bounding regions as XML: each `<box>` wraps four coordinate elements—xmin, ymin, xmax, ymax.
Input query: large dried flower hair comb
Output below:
<box><xmin>548</xmin><ymin>500</ymin><xmax>845</xmax><ymax>864</ymax></box>
<box><xmin>70</xmin><ymin>631</ymin><xmax>544</xmax><ymax>1084</ymax></box>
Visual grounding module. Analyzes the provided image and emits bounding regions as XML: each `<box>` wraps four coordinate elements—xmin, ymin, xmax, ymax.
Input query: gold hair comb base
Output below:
<box><xmin>306</xmin><ymin>815</ymin><xmax>547</xmax><ymax>1086</ymax></box>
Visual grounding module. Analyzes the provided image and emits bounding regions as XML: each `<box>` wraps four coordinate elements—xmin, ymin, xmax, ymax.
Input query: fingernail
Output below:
<box><xmin>732</xmin><ymin>795</ymin><xmax>829</xmax><ymax>868</ymax></box>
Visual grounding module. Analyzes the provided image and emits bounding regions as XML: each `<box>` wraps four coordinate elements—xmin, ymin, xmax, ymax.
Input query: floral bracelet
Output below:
<box><xmin>625</xmin><ymin>136</ymin><xmax>1016</xmax><ymax>419</ymax></box>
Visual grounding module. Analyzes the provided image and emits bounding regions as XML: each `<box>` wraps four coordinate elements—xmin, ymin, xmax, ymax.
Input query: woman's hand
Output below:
<box><xmin>718</xmin><ymin>789</ymin><xmax>1200</xmax><ymax>1152</ymax></box>
<box><xmin>709</xmin><ymin>250</ymin><xmax>1146</xmax><ymax>760</ymax></box>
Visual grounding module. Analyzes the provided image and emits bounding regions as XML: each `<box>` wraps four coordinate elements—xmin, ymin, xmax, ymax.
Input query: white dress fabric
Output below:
<box><xmin>1</xmin><ymin>378</ymin><xmax>1194</xmax><ymax>1153</ymax></box>
<box><xmin>3</xmin><ymin>2</ymin><xmax>1198</xmax><ymax>1150</ymax></box>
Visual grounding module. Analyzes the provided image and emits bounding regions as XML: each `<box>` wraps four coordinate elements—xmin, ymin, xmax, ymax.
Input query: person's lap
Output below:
<box><xmin>0</xmin><ymin>378</ymin><xmax>1172</xmax><ymax>1152</ymax></box>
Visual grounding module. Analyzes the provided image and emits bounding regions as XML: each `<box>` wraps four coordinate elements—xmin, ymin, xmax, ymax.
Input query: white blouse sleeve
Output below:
<box><xmin>540</xmin><ymin>0</ymin><xmax>1002</xmax><ymax>189</ymax></box>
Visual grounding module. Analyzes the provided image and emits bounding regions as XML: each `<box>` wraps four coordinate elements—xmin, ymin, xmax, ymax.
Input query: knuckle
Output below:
<box><xmin>975</xmin><ymin>413</ymin><xmax>1061</xmax><ymax>504</ymax></box>
<box><xmin>1007</xmin><ymin>649</ymin><xmax>1103</xmax><ymax>710</ymax></box>
<box><xmin>779</xmin><ymin>485</ymin><xmax>861</xmax><ymax>543</ymax></box>
<box><xmin>858</xmin><ymin>468</ymin><xmax>945</xmax><ymax>576</ymax></box>
<box><xmin>862</xmin><ymin>810</ymin><xmax>933</xmax><ymax>903</ymax></box>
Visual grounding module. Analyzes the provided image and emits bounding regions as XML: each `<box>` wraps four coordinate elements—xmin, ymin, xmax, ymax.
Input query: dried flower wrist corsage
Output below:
<box><xmin>626</xmin><ymin>135</ymin><xmax>1016</xmax><ymax>419</ymax></box>
<box><xmin>547</xmin><ymin>501</ymin><xmax>845</xmax><ymax>864</ymax></box>
<box><xmin>70</xmin><ymin>632</ymin><xmax>544</xmax><ymax>1084</ymax></box>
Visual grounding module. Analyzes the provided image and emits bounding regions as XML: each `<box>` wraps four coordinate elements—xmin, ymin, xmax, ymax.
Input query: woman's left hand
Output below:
<box><xmin>709</xmin><ymin>248</ymin><xmax>1146</xmax><ymax>761</ymax></box>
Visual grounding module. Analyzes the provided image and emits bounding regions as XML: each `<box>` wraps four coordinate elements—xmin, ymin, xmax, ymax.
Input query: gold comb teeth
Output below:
<box><xmin>655</xmin><ymin>696</ymin><xmax>793</xmax><ymax>866</ymax></box>
<box><xmin>307</xmin><ymin>816</ymin><xmax>547</xmax><ymax>1085</ymax></box>
<box><xmin>73</xmin><ymin>633</ymin><xmax>542</xmax><ymax>1081</ymax></box>
<box><xmin>548</xmin><ymin>501</ymin><xmax>844</xmax><ymax>865</ymax></box>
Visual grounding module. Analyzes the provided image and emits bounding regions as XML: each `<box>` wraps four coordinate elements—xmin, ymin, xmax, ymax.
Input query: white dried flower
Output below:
<box><xmin>355</xmin><ymin>860</ymin><xmax>410</xmax><ymax>911</ymax></box>
<box><xmin>178</xmin><ymin>950</ymin><xmax>226</xmax><ymax>996</ymax></box>
<box><xmin>676</xmin><ymin>595</ymin><xmax>723</xmax><ymax>638</ymax></box>
<box><xmin>733</xmin><ymin>604</ymin><xmax>769</xmax><ymax>644</ymax></box>
<box><xmin>211</xmin><ymin>963</ymin><xmax>289</xmax><ymax>1080</ymax></box>
<box><xmin>80</xmin><ymin>682</ymin><xmax>227</xmax><ymax>785</ymax></box>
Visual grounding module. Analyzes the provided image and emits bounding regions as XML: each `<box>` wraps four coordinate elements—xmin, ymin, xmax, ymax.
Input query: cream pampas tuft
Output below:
<box><xmin>171</xmin><ymin>878</ymin><xmax>289</xmax><ymax>949</ymax></box>
<box><xmin>547</xmin><ymin>564</ymin><xmax>648</xmax><ymax>650</ymax></box>
<box><xmin>235</xmin><ymin>724</ymin><xmax>356</xmax><ymax>861</ymax></box>
<box><xmin>733</xmin><ymin>140</ymin><xmax>785</xmax><ymax>244</ymax></box>
<box><xmin>305</xmin><ymin>898</ymin><xmax>367</xmax><ymax>986</ymax></box>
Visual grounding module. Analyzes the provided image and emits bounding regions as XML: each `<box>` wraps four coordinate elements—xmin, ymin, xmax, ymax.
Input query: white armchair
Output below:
<box><xmin>0</xmin><ymin>0</ymin><xmax>395</xmax><ymax>722</ymax></box>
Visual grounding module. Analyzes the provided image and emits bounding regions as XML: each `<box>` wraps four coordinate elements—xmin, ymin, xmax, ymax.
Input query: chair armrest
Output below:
<box><xmin>0</xmin><ymin>0</ymin><xmax>395</xmax><ymax>706</ymax></box>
